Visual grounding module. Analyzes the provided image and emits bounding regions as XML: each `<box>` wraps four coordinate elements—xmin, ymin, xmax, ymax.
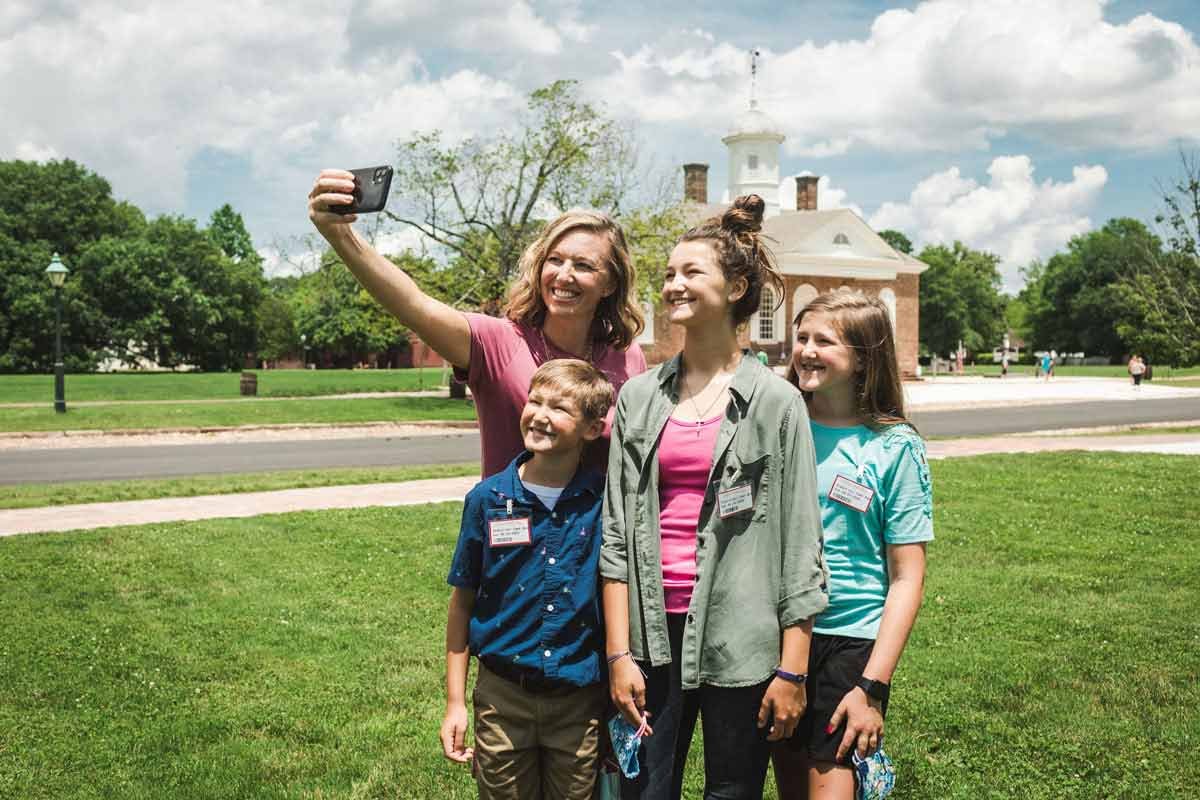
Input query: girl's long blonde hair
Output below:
<box><xmin>787</xmin><ymin>290</ymin><xmax>913</xmax><ymax>431</ymax></box>
<box><xmin>503</xmin><ymin>209</ymin><xmax>644</xmax><ymax>350</ymax></box>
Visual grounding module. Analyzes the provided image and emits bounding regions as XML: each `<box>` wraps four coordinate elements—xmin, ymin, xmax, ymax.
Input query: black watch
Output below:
<box><xmin>857</xmin><ymin>677</ymin><xmax>890</xmax><ymax>703</ymax></box>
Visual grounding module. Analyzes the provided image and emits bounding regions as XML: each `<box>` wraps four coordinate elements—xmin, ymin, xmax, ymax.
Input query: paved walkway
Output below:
<box><xmin>2</xmin><ymin>431</ymin><xmax>1197</xmax><ymax>537</ymax></box>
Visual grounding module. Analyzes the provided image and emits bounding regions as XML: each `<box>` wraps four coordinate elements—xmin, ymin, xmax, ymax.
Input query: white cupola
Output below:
<box><xmin>722</xmin><ymin>51</ymin><xmax>785</xmax><ymax>217</ymax></box>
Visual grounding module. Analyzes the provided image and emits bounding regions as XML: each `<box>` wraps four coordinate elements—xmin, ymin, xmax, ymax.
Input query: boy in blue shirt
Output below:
<box><xmin>441</xmin><ymin>359</ymin><xmax>615</xmax><ymax>799</ymax></box>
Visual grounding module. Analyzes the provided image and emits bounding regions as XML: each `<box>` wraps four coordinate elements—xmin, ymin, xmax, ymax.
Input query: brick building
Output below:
<box><xmin>638</xmin><ymin>102</ymin><xmax>927</xmax><ymax>377</ymax></box>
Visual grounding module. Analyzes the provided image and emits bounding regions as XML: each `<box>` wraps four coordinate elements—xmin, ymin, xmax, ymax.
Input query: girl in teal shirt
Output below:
<box><xmin>774</xmin><ymin>290</ymin><xmax>933</xmax><ymax>799</ymax></box>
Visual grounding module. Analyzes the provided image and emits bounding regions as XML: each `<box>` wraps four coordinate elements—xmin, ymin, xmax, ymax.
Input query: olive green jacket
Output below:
<box><xmin>600</xmin><ymin>352</ymin><xmax>828</xmax><ymax>690</ymax></box>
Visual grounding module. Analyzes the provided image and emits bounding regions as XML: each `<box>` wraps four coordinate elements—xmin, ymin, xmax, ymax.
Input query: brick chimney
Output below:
<box><xmin>683</xmin><ymin>163</ymin><xmax>709</xmax><ymax>204</ymax></box>
<box><xmin>795</xmin><ymin>175</ymin><xmax>819</xmax><ymax>211</ymax></box>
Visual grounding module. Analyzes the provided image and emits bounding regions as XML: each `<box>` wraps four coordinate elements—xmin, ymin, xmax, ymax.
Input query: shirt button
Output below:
<box><xmin>548</xmin><ymin>557</ymin><xmax>556</xmax><ymax>565</ymax></box>
<box><xmin>547</xmin><ymin>604</ymin><xmax>555</xmax><ymax>612</ymax></box>
<box><xmin>544</xmin><ymin>650</ymin><xmax>552</xmax><ymax>658</ymax></box>
<box><xmin>552</xmin><ymin>513</ymin><xmax>558</xmax><ymax>520</ymax></box>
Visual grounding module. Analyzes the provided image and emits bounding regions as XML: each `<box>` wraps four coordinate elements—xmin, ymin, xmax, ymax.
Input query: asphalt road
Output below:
<box><xmin>3</xmin><ymin>396</ymin><xmax>1198</xmax><ymax>485</ymax></box>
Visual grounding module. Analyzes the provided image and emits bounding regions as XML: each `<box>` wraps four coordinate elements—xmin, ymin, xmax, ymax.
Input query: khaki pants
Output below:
<box><xmin>472</xmin><ymin>664</ymin><xmax>604</xmax><ymax>800</ymax></box>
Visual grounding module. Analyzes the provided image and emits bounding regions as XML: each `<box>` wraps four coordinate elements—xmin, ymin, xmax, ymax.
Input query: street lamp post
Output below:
<box><xmin>300</xmin><ymin>334</ymin><xmax>308</xmax><ymax>369</ymax></box>
<box><xmin>44</xmin><ymin>253</ymin><xmax>70</xmax><ymax>413</ymax></box>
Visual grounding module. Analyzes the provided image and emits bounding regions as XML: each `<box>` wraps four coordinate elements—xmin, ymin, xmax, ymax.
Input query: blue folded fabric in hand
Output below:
<box><xmin>607</xmin><ymin>714</ymin><xmax>648</xmax><ymax>779</ymax></box>
<box><xmin>851</xmin><ymin>745</ymin><xmax>895</xmax><ymax>800</ymax></box>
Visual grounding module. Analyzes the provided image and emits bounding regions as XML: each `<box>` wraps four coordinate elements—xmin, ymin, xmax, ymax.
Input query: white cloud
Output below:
<box><xmin>869</xmin><ymin>155</ymin><xmax>1108</xmax><ymax>290</ymax></box>
<box><xmin>350</xmin><ymin>0</ymin><xmax>575</xmax><ymax>56</ymax></box>
<box><xmin>594</xmin><ymin>1</ymin><xmax>1200</xmax><ymax>154</ymax></box>
<box><xmin>0</xmin><ymin>1</ymin><xmax>523</xmax><ymax>214</ymax></box>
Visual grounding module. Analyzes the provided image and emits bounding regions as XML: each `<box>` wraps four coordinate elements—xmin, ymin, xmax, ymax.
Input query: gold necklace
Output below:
<box><xmin>539</xmin><ymin>328</ymin><xmax>594</xmax><ymax>363</ymax></box>
<box><xmin>683</xmin><ymin>365</ymin><xmax>731</xmax><ymax>438</ymax></box>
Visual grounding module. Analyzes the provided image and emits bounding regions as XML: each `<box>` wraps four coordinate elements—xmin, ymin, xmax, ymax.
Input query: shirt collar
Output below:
<box><xmin>492</xmin><ymin>450</ymin><xmax>603</xmax><ymax>503</ymax></box>
<box><xmin>658</xmin><ymin>350</ymin><xmax>761</xmax><ymax>410</ymax></box>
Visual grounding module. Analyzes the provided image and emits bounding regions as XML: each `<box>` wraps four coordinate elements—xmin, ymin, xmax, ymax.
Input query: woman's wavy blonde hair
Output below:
<box><xmin>503</xmin><ymin>209</ymin><xmax>644</xmax><ymax>350</ymax></box>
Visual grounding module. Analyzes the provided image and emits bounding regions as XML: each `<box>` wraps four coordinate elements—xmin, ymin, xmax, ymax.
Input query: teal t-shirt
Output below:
<box><xmin>810</xmin><ymin>421</ymin><xmax>934</xmax><ymax>639</ymax></box>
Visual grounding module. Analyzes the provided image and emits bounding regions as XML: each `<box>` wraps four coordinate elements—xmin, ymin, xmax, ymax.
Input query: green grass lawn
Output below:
<box><xmin>0</xmin><ymin>463</ymin><xmax>480</xmax><ymax>510</ymax></box>
<box><xmin>0</xmin><ymin>396</ymin><xmax>476</xmax><ymax>432</ymax></box>
<box><xmin>2</xmin><ymin>452</ymin><xmax>1197</xmax><ymax>798</ymax></box>
<box><xmin>0</xmin><ymin>368</ymin><xmax>451</xmax><ymax>403</ymax></box>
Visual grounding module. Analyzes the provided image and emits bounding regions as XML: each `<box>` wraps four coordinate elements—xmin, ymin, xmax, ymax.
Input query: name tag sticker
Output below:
<box><xmin>829</xmin><ymin>475</ymin><xmax>875</xmax><ymax>513</ymax></box>
<box><xmin>717</xmin><ymin>483</ymin><xmax>754</xmax><ymax>518</ymax></box>
<box><xmin>488</xmin><ymin>517</ymin><xmax>532</xmax><ymax>547</ymax></box>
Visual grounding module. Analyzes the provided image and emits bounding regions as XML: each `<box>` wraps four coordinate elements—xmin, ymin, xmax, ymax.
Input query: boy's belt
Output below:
<box><xmin>480</xmin><ymin>657</ymin><xmax>577</xmax><ymax>694</ymax></box>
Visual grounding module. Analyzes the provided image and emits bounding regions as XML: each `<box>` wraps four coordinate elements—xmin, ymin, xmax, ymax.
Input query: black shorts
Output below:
<box><xmin>782</xmin><ymin>633</ymin><xmax>888</xmax><ymax>765</ymax></box>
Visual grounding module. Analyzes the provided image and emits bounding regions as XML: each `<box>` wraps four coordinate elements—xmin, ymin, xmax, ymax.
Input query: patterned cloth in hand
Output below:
<box><xmin>852</xmin><ymin>745</ymin><xmax>896</xmax><ymax>800</ymax></box>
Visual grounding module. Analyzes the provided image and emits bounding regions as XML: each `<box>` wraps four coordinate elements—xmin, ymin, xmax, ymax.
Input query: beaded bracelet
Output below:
<box><xmin>606</xmin><ymin>650</ymin><xmax>632</xmax><ymax>665</ymax></box>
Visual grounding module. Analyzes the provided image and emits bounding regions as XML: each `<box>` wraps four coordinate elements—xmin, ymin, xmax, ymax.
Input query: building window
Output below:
<box><xmin>748</xmin><ymin>154</ymin><xmax>759</xmax><ymax>171</ymax></box>
<box><xmin>878</xmin><ymin>288</ymin><xmax>896</xmax><ymax>330</ymax></box>
<box><xmin>833</xmin><ymin>233</ymin><xmax>850</xmax><ymax>246</ymax></box>
<box><xmin>757</xmin><ymin>288</ymin><xmax>775</xmax><ymax>341</ymax></box>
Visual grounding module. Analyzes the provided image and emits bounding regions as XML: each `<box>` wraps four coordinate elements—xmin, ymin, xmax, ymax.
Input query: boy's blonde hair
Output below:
<box><xmin>529</xmin><ymin>359</ymin><xmax>614</xmax><ymax>423</ymax></box>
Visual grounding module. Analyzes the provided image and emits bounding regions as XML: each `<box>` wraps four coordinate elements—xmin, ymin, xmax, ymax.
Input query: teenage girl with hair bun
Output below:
<box><xmin>601</xmin><ymin>195</ymin><xmax>829</xmax><ymax>799</ymax></box>
<box><xmin>774</xmin><ymin>290</ymin><xmax>934</xmax><ymax>799</ymax></box>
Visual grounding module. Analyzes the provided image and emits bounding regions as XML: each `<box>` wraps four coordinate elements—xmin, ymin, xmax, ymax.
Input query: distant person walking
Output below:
<box><xmin>1001</xmin><ymin>352</ymin><xmax>1009</xmax><ymax>378</ymax></box>
<box><xmin>1040</xmin><ymin>353</ymin><xmax>1052</xmax><ymax>382</ymax></box>
<box><xmin>1048</xmin><ymin>350</ymin><xmax>1058</xmax><ymax>379</ymax></box>
<box><xmin>1128</xmin><ymin>355</ymin><xmax>1146</xmax><ymax>389</ymax></box>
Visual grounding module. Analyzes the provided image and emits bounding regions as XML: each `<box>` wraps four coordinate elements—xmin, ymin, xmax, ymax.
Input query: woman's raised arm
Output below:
<box><xmin>309</xmin><ymin>168</ymin><xmax>472</xmax><ymax>369</ymax></box>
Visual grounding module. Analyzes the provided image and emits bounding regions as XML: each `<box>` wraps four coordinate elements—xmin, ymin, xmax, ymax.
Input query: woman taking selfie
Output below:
<box><xmin>600</xmin><ymin>195</ymin><xmax>828</xmax><ymax>800</ymax></box>
<box><xmin>774</xmin><ymin>290</ymin><xmax>933</xmax><ymax>799</ymax></box>
<box><xmin>308</xmin><ymin>168</ymin><xmax>646</xmax><ymax>477</ymax></box>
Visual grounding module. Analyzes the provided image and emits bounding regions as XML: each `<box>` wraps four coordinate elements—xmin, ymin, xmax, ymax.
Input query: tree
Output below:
<box><xmin>208</xmin><ymin>204</ymin><xmax>263</xmax><ymax>268</ymax></box>
<box><xmin>1026</xmin><ymin>218</ymin><xmax>1161</xmax><ymax>359</ymax></box>
<box><xmin>76</xmin><ymin>216</ymin><xmax>264</xmax><ymax>371</ymax></box>
<box><xmin>291</xmin><ymin>250</ymin><xmax>443</xmax><ymax>367</ymax></box>
<box><xmin>916</xmin><ymin>241</ymin><xmax>1006</xmax><ymax>356</ymax></box>
<box><xmin>878</xmin><ymin>229</ymin><xmax>913</xmax><ymax>255</ymax></box>
<box><xmin>1110</xmin><ymin>150</ymin><xmax>1200</xmax><ymax>366</ymax></box>
<box><xmin>384</xmin><ymin>80</ymin><xmax>665</xmax><ymax>309</ymax></box>
<box><xmin>0</xmin><ymin>159</ymin><xmax>144</xmax><ymax>371</ymax></box>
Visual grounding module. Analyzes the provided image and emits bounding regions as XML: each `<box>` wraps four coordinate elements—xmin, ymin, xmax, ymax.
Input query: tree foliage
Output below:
<box><xmin>1022</xmin><ymin>218</ymin><xmax>1161</xmax><ymax>360</ymax></box>
<box><xmin>385</xmin><ymin>80</ymin><xmax>668</xmax><ymax>309</ymax></box>
<box><xmin>916</xmin><ymin>241</ymin><xmax>1006</xmax><ymax>356</ymax></box>
<box><xmin>879</xmin><ymin>229</ymin><xmax>913</xmax><ymax>255</ymax></box>
<box><xmin>291</xmin><ymin>251</ymin><xmax>445</xmax><ymax>367</ymax></box>
<box><xmin>0</xmin><ymin>159</ymin><xmax>264</xmax><ymax>372</ymax></box>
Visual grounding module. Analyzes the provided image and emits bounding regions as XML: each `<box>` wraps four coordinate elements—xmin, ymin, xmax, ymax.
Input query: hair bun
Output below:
<box><xmin>721</xmin><ymin>195</ymin><xmax>765</xmax><ymax>235</ymax></box>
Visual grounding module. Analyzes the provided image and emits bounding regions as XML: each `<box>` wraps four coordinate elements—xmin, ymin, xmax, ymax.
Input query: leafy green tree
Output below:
<box><xmin>916</xmin><ymin>241</ymin><xmax>1006</xmax><ymax>356</ymax></box>
<box><xmin>1109</xmin><ymin>151</ymin><xmax>1200</xmax><ymax>366</ymax></box>
<box><xmin>1027</xmin><ymin>218</ymin><xmax>1161</xmax><ymax>359</ymax></box>
<box><xmin>76</xmin><ymin>216</ymin><xmax>264</xmax><ymax>370</ymax></box>
<box><xmin>0</xmin><ymin>160</ymin><xmax>144</xmax><ymax>371</ymax></box>
<box><xmin>208</xmin><ymin>204</ymin><xmax>262</xmax><ymax>267</ymax></box>
<box><xmin>292</xmin><ymin>251</ymin><xmax>444</xmax><ymax>366</ymax></box>
<box><xmin>879</xmin><ymin>229</ymin><xmax>913</xmax><ymax>255</ymax></box>
<box><xmin>385</xmin><ymin>80</ymin><xmax>665</xmax><ymax>298</ymax></box>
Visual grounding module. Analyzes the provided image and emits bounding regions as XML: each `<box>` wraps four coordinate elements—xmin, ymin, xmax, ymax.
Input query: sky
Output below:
<box><xmin>3</xmin><ymin>0</ymin><xmax>1198</xmax><ymax>292</ymax></box>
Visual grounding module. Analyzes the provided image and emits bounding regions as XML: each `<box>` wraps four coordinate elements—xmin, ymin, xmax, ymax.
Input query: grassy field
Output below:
<box><xmin>0</xmin><ymin>396</ymin><xmax>476</xmax><ymax>432</ymax></box>
<box><xmin>1</xmin><ymin>452</ymin><xmax>1197</xmax><ymax>798</ymax></box>
<box><xmin>0</xmin><ymin>368</ymin><xmax>451</xmax><ymax>404</ymax></box>
<box><xmin>0</xmin><ymin>463</ymin><xmax>480</xmax><ymax>510</ymax></box>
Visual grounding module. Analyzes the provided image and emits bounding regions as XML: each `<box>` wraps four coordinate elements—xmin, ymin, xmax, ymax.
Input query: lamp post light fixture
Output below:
<box><xmin>44</xmin><ymin>253</ymin><xmax>69</xmax><ymax>413</ymax></box>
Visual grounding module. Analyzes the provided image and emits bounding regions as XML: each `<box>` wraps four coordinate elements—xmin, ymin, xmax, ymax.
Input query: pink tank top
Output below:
<box><xmin>658</xmin><ymin>413</ymin><xmax>722</xmax><ymax>614</ymax></box>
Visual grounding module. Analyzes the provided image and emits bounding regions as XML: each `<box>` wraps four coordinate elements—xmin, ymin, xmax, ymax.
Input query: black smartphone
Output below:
<box><xmin>331</xmin><ymin>165</ymin><xmax>393</xmax><ymax>214</ymax></box>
